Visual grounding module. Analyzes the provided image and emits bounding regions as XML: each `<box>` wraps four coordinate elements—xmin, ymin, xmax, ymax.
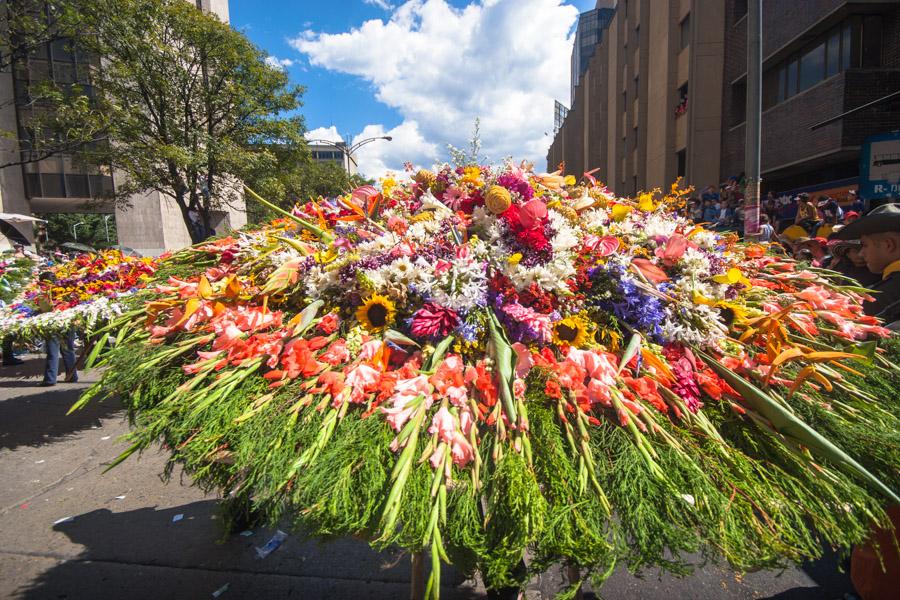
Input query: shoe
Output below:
<box><xmin>2</xmin><ymin>357</ymin><xmax>25</xmax><ymax>366</ymax></box>
<box><xmin>39</xmin><ymin>381</ymin><xmax>56</xmax><ymax>387</ymax></box>
<box><xmin>65</xmin><ymin>370</ymin><xmax>79</xmax><ymax>383</ymax></box>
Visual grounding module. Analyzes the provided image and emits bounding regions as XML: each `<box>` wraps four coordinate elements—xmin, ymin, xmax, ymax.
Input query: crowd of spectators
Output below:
<box><xmin>685</xmin><ymin>181</ymin><xmax>900</xmax><ymax>324</ymax></box>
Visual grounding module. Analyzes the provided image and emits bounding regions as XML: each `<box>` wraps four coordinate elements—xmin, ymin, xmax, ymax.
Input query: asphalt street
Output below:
<box><xmin>0</xmin><ymin>354</ymin><xmax>858</xmax><ymax>599</ymax></box>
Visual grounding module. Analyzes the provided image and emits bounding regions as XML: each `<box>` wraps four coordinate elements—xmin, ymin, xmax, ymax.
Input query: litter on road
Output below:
<box><xmin>255</xmin><ymin>530</ymin><xmax>287</xmax><ymax>559</ymax></box>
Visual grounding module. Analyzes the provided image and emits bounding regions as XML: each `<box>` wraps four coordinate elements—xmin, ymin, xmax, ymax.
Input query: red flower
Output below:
<box><xmin>410</xmin><ymin>303</ymin><xmax>460</xmax><ymax>339</ymax></box>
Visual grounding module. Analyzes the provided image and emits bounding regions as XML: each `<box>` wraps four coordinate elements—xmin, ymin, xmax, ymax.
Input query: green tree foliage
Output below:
<box><xmin>38</xmin><ymin>213</ymin><xmax>118</xmax><ymax>249</ymax></box>
<box><xmin>244</xmin><ymin>151</ymin><xmax>373</xmax><ymax>224</ymax></box>
<box><xmin>74</xmin><ymin>0</ymin><xmax>306</xmax><ymax>242</ymax></box>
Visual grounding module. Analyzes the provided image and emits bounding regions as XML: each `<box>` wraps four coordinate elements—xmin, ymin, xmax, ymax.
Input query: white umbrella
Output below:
<box><xmin>0</xmin><ymin>213</ymin><xmax>46</xmax><ymax>223</ymax></box>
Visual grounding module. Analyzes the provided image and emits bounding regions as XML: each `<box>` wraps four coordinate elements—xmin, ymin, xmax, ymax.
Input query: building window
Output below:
<box><xmin>799</xmin><ymin>42</ymin><xmax>825</xmax><ymax>92</ymax></box>
<box><xmin>764</xmin><ymin>16</ymin><xmax>880</xmax><ymax>108</ymax></box>
<box><xmin>680</xmin><ymin>14</ymin><xmax>691</xmax><ymax>51</ymax></box>
<box><xmin>675</xmin><ymin>84</ymin><xmax>688</xmax><ymax>117</ymax></box>
<box><xmin>676</xmin><ymin>149</ymin><xmax>686</xmax><ymax>178</ymax></box>
<box><xmin>731</xmin><ymin>80</ymin><xmax>746</xmax><ymax>126</ymax></box>
<box><xmin>734</xmin><ymin>0</ymin><xmax>748</xmax><ymax>23</ymax></box>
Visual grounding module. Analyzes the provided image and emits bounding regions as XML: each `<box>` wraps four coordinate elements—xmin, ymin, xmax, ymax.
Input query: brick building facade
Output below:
<box><xmin>549</xmin><ymin>0</ymin><xmax>900</xmax><ymax>198</ymax></box>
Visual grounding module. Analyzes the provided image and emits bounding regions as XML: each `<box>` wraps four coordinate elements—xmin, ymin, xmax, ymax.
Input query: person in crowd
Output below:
<box><xmin>701</xmin><ymin>185</ymin><xmax>719</xmax><ymax>205</ymax></box>
<box><xmin>795</xmin><ymin>193</ymin><xmax>820</xmax><ymax>234</ymax></box>
<box><xmin>757</xmin><ymin>214</ymin><xmax>775</xmax><ymax>242</ymax></box>
<box><xmin>717</xmin><ymin>200</ymin><xmax>735</xmax><ymax>230</ymax></box>
<box><xmin>689</xmin><ymin>197</ymin><xmax>703</xmax><ymax>223</ymax></box>
<box><xmin>848</xmin><ymin>189</ymin><xmax>865</xmax><ymax>214</ymax></box>
<box><xmin>764</xmin><ymin>192</ymin><xmax>778</xmax><ymax>224</ymax></box>
<box><xmin>2</xmin><ymin>338</ymin><xmax>23</xmax><ymax>366</ymax></box>
<box><xmin>34</xmin><ymin>272</ymin><xmax>78</xmax><ymax>386</ymax></box>
<box><xmin>832</xmin><ymin>203</ymin><xmax>900</xmax><ymax>322</ymax></box>
<box><xmin>794</xmin><ymin>237</ymin><xmax>829</xmax><ymax>267</ymax></box>
<box><xmin>734</xmin><ymin>200</ymin><xmax>746</xmax><ymax>234</ymax></box>
<box><xmin>818</xmin><ymin>195</ymin><xmax>840</xmax><ymax>225</ymax></box>
<box><xmin>828</xmin><ymin>240</ymin><xmax>880</xmax><ymax>287</ymax></box>
<box><xmin>702</xmin><ymin>199</ymin><xmax>718</xmax><ymax>223</ymax></box>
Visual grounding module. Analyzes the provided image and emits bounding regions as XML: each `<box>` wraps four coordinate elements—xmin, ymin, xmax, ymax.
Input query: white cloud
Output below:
<box><xmin>290</xmin><ymin>0</ymin><xmax>579</xmax><ymax>179</ymax></box>
<box><xmin>364</xmin><ymin>0</ymin><xmax>395</xmax><ymax>10</ymax></box>
<box><xmin>304</xmin><ymin>126</ymin><xmax>344</xmax><ymax>143</ymax></box>
<box><xmin>264</xmin><ymin>55</ymin><xmax>295</xmax><ymax>70</ymax></box>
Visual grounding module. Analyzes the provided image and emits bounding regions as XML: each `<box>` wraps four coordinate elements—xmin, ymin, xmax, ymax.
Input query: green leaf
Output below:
<box><xmin>697</xmin><ymin>350</ymin><xmax>900</xmax><ymax>504</ymax></box>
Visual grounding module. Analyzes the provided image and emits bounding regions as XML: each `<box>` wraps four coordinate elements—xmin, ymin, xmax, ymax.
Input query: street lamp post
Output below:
<box><xmin>73</xmin><ymin>221</ymin><xmax>86</xmax><ymax>242</ymax></box>
<box><xmin>306</xmin><ymin>136</ymin><xmax>393</xmax><ymax>174</ymax></box>
<box><xmin>103</xmin><ymin>214</ymin><xmax>113</xmax><ymax>242</ymax></box>
<box><xmin>744</xmin><ymin>0</ymin><xmax>762</xmax><ymax>239</ymax></box>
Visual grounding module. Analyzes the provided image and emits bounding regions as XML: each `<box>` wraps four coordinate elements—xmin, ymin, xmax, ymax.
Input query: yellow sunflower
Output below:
<box><xmin>356</xmin><ymin>294</ymin><xmax>396</xmax><ymax>333</ymax></box>
<box><xmin>595</xmin><ymin>326</ymin><xmax>622</xmax><ymax>351</ymax></box>
<box><xmin>552</xmin><ymin>316</ymin><xmax>590</xmax><ymax>348</ymax></box>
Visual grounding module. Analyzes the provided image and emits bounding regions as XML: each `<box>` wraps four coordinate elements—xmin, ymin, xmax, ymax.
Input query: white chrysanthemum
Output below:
<box><xmin>680</xmin><ymin>247</ymin><xmax>712</xmax><ymax>279</ymax></box>
<box><xmin>548</xmin><ymin>210</ymin><xmax>580</xmax><ymax>252</ymax></box>
<box><xmin>580</xmin><ymin>208</ymin><xmax>610</xmax><ymax>230</ymax></box>
<box><xmin>641</xmin><ymin>213</ymin><xmax>680</xmax><ymax>239</ymax></box>
<box><xmin>691</xmin><ymin>230</ymin><xmax>719</xmax><ymax>250</ymax></box>
<box><xmin>304</xmin><ymin>265</ymin><xmax>342</xmax><ymax>299</ymax></box>
<box><xmin>505</xmin><ymin>254</ymin><xmax>576</xmax><ymax>293</ymax></box>
<box><xmin>661</xmin><ymin>304</ymin><xmax>726</xmax><ymax>348</ymax></box>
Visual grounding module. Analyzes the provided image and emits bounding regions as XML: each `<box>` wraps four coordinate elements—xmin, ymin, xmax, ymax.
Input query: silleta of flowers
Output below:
<box><xmin>0</xmin><ymin>250</ymin><xmax>156</xmax><ymax>343</ymax></box>
<box><xmin>77</xmin><ymin>161</ymin><xmax>899</xmax><ymax>597</ymax></box>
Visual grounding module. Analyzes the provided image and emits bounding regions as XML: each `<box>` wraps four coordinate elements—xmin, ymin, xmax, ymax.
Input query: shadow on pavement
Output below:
<box><xmin>0</xmin><ymin>385</ymin><xmax>123</xmax><ymax>451</ymax></box>
<box><xmin>758</xmin><ymin>547</ymin><xmax>855</xmax><ymax>600</ymax></box>
<box><xmin>17</xmin><ymin>501</ymin><xmax>481</xmax><ymax>600</ymax></box>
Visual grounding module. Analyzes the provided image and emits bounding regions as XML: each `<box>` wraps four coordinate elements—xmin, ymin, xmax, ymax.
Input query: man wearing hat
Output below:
<box><xmin>833</xmin><ymin>203</ymin><xmax>900</xmax><ymax>322</ymax></box>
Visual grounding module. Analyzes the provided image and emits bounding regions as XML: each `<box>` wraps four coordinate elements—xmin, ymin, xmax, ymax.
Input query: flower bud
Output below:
<box><xmin>484</xmin><ymin>185</ymin><xmax>512</xmax><ymax>215</ymax></box>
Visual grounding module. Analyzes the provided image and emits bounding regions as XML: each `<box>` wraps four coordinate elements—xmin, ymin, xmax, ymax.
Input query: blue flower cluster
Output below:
<box><xmin>588</xmin><ymin>264</ymin><xmax>666</xmax><ymax>342</ymax></box>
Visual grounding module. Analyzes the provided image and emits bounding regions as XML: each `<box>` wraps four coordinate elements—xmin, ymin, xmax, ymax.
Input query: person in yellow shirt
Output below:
<box><xmin>833</xmin><ymin>203</ymin><xmax>900</xmax><ymax>323</ymax></box>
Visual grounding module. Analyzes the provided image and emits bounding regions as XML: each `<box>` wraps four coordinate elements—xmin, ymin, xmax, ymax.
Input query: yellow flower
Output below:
<box><xmin>356</xmin><ymin>294</ymin><xmax>396</xmax><ymax>333</ymax></box>
<box><xmin>712</xmin><ymin>267</ymin><xmax>751</xmax><ymax>288</ymax></box>
<box><xmin>637</xmin><ymin>192</ymin><xmax>655</xmax><ymax>212</ymax></box>
<box><xmin>552</xmin><ymin>316</ymin><xmax>590</xmax><ymax>348</ymax></box>
<box><xmin>484</xmin><ymin>185</ymin><xmax>512</xmax><ymax>214</ymax></box>
<box><xmin>611</xmin><ymin>204</ymin><xmax>633</xmax><ymax>222</ymax></box>
<box><xmin>462</xmin><ymin>166</ymin><xmax>483</xmax><ymax>187</ymax></box>
<box><xmin>381</xmin><ymin>176</ymin><xmax>397</xmax><ymax>196</ymax></box>
<box><xmin>563</xmin><ymin>174</ymin><xmax>577</xmax><ymax>186</ymax></box>
<box><xmin>595</xmin><ymin>326</ymin><xmax>621</xmax><ymax>351</ymax></box>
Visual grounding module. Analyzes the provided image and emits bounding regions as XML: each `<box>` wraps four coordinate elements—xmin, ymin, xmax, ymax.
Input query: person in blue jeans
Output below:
<box><xmin>41</xmin><ymin>329</ymin><xmax>78</xmax><ymax>386</ymax></box>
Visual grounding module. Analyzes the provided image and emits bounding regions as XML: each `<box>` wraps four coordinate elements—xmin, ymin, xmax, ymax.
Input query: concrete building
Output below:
<box><xmin>0</xmin><ymin>0</ymin><xmax>246</xmax><ymax>255</ymax></box>
<box><xmin>308</xmin><ymin>141</ymin><xmax>359</xmax><ymax>175</ymax></box>
<box><xmin>548</xmin><ymin>0</ymin><xmax>900</xmax><ymax>199</ymax></box>
<box><xmin>571</xmin><ymin>3</ymin><xmax>615</xmax><ymax>106</ymax></box>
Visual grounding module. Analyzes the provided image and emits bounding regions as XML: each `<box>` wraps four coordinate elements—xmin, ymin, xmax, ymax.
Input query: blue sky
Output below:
<box><xmin>229</xmin><ymin>0</ymin><xmax>596</xmax><ymax>176</ymax></box>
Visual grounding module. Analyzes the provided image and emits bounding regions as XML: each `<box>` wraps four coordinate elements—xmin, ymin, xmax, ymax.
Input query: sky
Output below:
<box><xmin>229</xmin><ymin>0</ymin><xmax>599</xmax><ymax>179</ymax></box>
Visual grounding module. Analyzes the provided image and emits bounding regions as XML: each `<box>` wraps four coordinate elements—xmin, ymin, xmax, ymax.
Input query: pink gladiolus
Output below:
<box><xmin>655</xmin><ymin>234</ymin><xmax>688</xmax><ymax>266</ymax></box>
<box><xmin>511</xmin><ymin>342</ymin><xmax>534</xmax><ymax>378</ymax></box>
<box><xmin>383</xmin><ymin>375</ymin><xmax>433</xmax><ymax>431</ymax></box>
<box><xmin>345</xmin><ymin>364</ymin><xmax>381</xmax><ymax>403</ymax></box>
<box><xmin>429</xmin><ymin>406</ymin><xmax>456</xmax><ymax>443</ymax></box>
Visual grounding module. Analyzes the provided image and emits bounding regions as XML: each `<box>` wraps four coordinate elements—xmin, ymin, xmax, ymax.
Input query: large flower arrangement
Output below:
<box><xmin>77</xmin><ymin>161</ymin><xmax>899</xmax><ymax>597</ymax></box>
<box><xmin>0</xmin><ymin>256</ymin><xmax>38</xmax><ymax>304</ymax></box>
<box><xmin>0</xmin><ymin>250</ymin><xmax>156</xmax><ymax>343</ymax></box>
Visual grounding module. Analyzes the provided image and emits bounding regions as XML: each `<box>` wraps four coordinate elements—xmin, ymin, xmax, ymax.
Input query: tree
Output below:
<box><xmin>243</xmin><ymin>147</ymin><xmax>376</xmax><ymax>224</ymax></box>
<box><xmin>78</xmin><ymin>0</ymin><xmax>306</xmax><ymax>242</ymax></box>
<box><xmin>39</xmin><ymin>212</ymin><xmax>118</xmax><ymax>248</ymax></box>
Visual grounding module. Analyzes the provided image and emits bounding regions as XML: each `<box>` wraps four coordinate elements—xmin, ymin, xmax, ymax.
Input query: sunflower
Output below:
<box><xmin>356</xmin><ymin>294</ymin><xmax>396</xmax><ymax>333</ymax></box>
<box><xmin>552</xmin><ymin>316</ymin><xmax>590</xmax><ymax>348</ymax></box>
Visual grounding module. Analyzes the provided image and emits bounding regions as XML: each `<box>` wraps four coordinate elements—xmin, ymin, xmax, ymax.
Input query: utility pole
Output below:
<box><xmin>744</xmin><ymin>0</ymin><xmax>762</xmax><ymax>239</ymax></box>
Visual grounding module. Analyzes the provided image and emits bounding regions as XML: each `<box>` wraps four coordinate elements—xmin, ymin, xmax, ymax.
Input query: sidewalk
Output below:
<box><xmin>0</xmin><ymin>355</ymin><xmax>857</xmax><ymax>599</ymax></box>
